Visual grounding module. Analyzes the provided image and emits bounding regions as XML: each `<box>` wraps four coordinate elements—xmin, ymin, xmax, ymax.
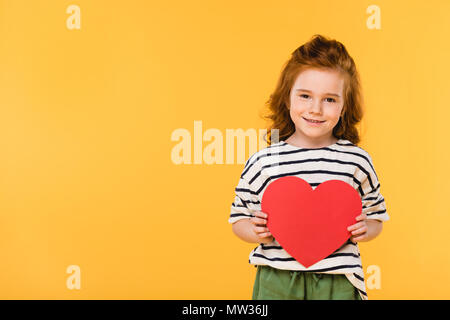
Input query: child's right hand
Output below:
<box><xmin>250</xmin><ymin>210</ymin><xmax>274</xmax><ymax>244</ymax></box>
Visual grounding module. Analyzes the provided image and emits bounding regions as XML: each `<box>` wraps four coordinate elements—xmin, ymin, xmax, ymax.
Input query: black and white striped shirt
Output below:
<box><xmin>228</xmin><ymin>138</ymin><xmax>390</xmax><ymax>300</ymax></box>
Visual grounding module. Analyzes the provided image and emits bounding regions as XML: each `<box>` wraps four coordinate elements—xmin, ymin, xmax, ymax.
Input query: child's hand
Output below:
<box><xmin>250</xmin><ymin>210</ymin><xmax>274</xmax><ymax>244</ymax></box>
<box><xmin>347</xmin><ymin>213</ymin><xmax>368</xmax><ymax>243</ymax></box>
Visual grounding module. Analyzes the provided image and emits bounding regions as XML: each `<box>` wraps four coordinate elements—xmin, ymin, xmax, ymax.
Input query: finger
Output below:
<box><xmin>254</xmin><ymin>226</ymin><xmax>269</xmax><ymax>234</ymax></box>
<box><xmin>351</xmin><ymin>226</ymin><xmax>368</xmax><ymax>235</ymax></box>
<box><xmin>254</xmin><ymin>210</ymin><xmax>268</xmax><ymax>219</ymax></box>
<box><xmin>347</xmin><ymin>221</ymin><xmax>364</xmax><ymax>231</ymax></box>
<box><xmin>259</xmin><ymin>231</ymin><xmax>272</xmax><ymax>238</ymax></box>
<box><xmin>355</xmin><ymin>213</ymin><xmax>367</xmax><ymax>221</ymax></box>
<box><xmin>352</xmin><ymin>234</ymin><xmax>367</xmax><ymax>242</ymax></box>
<box><xmin>250</xmin><ymin>217</ymin><xmax>267</xmax><ymax>226</ymax></box>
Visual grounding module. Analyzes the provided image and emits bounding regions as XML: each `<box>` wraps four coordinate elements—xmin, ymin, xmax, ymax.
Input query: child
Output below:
<box><xmin>229</xmin><ymin>34</ymin><xmax>389</xmax><ymax>300</ymax></box>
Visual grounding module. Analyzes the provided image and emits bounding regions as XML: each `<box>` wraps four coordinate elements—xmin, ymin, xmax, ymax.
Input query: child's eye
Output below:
<box><xmin>298</xmin><ymin>94</ymin><xmax>335</xmax><ymax>103</ymax></box>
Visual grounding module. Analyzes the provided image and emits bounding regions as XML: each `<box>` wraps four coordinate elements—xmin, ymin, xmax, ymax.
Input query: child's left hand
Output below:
<box><xmin>347</xmin><ymin>213</ymin><xmax>368</xmax><ymax>243</ymax></box>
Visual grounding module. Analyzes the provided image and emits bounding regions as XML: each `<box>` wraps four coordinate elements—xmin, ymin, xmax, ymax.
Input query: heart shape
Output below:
<box><xmin>261</xmin><ymin>176</ymin><xmax>362</xmax><ymax>268</ymax></box>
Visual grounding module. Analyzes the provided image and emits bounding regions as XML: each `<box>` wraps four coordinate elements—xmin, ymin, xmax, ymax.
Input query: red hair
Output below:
<box><xmin>261</xmin><ymin>34</ymin><xmax>364</xmax><ymax>145</ymax></box>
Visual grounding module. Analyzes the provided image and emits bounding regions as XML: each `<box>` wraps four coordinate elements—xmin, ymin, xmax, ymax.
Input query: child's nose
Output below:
<box><xmin>308</xmin><ymin>99</ymin><xmax>323</xmax><ymax>113</ymax></box>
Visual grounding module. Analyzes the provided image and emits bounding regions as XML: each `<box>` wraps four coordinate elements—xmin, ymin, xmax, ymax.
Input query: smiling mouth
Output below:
<box><xmin>303</xmin><ymin>117</ymin><xmax>326</xmax><ymax>123</ymax></box>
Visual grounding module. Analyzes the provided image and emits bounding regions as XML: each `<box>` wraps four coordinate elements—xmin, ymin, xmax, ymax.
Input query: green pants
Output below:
<box><xmin>252</xmin><ymin>265</ymin><xmax>361</xmax><ymax>300</ymax></box>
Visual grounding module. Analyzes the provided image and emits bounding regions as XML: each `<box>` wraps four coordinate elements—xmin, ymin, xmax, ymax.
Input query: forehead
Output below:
<box><xmin>292</xmin><ymin>68</ymin><xmax>345</xmax><ymax>94</ymax></box>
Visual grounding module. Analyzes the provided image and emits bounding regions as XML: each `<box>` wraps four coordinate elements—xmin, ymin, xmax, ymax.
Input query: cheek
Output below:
<box><xmin>326</xmin><ymin>117</ymin><xmax>340</xmax><ymax>128</ymax></box>
<box><xmin>325</xmin><ymin>108</ymin><xmax>342</xmax><ymax>122</ymax></box>
<box><xmin>290</xmin><ymin>101</ymin><xmax>308</xmax><ymax>114</ymax></box>
<box><xmin>328</xmin><ymin>113</ymin><xmax>341</xmax><ymax>123</ymax></box>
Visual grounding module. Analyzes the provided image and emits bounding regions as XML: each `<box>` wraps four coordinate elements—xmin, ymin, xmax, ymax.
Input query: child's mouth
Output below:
<box><xmin>303</xmin><ymin>117</ymin><xmax>326</xmax><ymax>125</ymax></box>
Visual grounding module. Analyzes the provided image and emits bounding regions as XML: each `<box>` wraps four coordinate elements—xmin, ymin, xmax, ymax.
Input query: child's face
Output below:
<box><xmin>288</xmin><ymin>68</ymin><xmax>345</xmax><ymax>142</ymax></box>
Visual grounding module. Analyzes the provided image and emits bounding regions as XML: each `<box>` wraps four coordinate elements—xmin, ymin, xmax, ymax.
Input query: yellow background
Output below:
<box><xmin>0</xmin><ymin>0</ymin><xmax>448</xmax><ymax>299</ymax></box>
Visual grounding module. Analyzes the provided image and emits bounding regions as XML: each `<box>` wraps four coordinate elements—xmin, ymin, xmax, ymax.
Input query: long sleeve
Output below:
<box><xmin>359</xmin><ymin>154</ymin><xmax>390</xmax><ymax>222</ymax></box>
<box><xmin>228</xmin><ymin>175</ymin><xmax>260</xmax><ymax>224</ymax></box>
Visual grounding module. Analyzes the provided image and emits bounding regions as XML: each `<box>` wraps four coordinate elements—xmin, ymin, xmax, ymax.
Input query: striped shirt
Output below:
<box><xmin>228</xmin><ymin>138</ymin><xmax>390</xmax><ymax>300</ymax></box>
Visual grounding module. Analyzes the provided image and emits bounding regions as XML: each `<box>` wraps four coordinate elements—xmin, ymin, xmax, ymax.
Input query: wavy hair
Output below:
<box><xmin>261</xmin><ymin>34</ymin><xmax>364</xmax><ymax>145</ymax></box>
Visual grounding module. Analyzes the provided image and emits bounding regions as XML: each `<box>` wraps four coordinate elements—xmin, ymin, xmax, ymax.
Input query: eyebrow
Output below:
<box><xmin>295</xmin><ymin>89</ymin><xmax>341</xmax><ymax>98</ymax></box>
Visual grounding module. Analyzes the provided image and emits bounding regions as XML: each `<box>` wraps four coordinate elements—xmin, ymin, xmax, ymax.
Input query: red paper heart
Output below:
<box><xmin>261</xmin><ymin>176</ymin><xmax>362</xmax><ymax>268</ymax></box>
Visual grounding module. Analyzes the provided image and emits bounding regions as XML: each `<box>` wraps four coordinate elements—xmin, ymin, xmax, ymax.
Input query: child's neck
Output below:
<box><xmin>285</xmin><ymin>134</ymin><xmax>338</xmax><ymax>149</ymax></box>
